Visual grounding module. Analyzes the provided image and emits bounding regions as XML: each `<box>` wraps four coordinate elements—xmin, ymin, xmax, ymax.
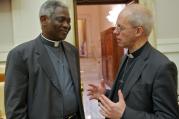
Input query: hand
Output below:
<box><xmin>98</xmin><ymin>90</ymin><xmax>126</xmax><ymax>119</ymax></box>
<box><xmin>87</xmin><ymin>79</ymin><xmax>106</xmax><ymax>100</ymax></box>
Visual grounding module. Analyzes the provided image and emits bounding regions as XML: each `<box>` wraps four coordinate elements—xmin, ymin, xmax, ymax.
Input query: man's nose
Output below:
<box><xmin>113</xmin><ymin>28</ymin><xmax>119</xmax><ymax>35</ymax></box>
<box><xmin>62</xmin><ymin>22</ymin><xmax>71</xmax><ymax>31</ymax></box>
<box><xmin>62</xmin><ymin>21</ymin><xmax>70</xmax><ymax>27</ymax></box>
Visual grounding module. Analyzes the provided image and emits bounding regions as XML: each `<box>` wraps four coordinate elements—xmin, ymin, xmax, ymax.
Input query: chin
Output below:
<box><xmin>58</xmin><ymin>34</ymin><xmax>67</xmax><ymax>40</ymax></box>
<box><xmin>60</xmin><ymin>37</ymin><xmax>66</xmax><ymax>41</ymax></box>
<box><xmin>117</xmin><ymin>43</ymin><xmax>125</xmax><ymax>48</ymax></box>
<box><xmin>57</xmin><ymin>36</ymin><xmax>66</xmax><ymax>41</ymax></box>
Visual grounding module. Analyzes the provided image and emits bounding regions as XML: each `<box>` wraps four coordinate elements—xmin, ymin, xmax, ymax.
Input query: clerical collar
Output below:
<box><xmin>41</xmin><ymin>34</ymin><xmax>61</xmax><ymax>47</ymax></box>
<box><xmin>126</xmin><ymin>42</ymin><xmax>148</xmax><ymax>59</ymax></box>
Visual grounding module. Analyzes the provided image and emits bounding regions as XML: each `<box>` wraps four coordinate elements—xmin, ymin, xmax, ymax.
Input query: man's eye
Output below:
<box><xmin>56</xmin><ymin>17</ymin><xmax>65</xmax><ymax>22</ymax></box>
<box><xmin>56</xmin><ymin>17</ymin><xmax>71</xmax><ymax>24</ymax></box>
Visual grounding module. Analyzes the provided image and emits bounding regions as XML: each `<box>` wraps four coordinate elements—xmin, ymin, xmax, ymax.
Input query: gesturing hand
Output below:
<box><xmin>98</xmin><ymin>90</ymin><xmax>126</xmax><ymax>119</ymax></box>
<box><xmin>87</xmin><ymin>79</ymin><xmax>106</xmax><ymax>100</ymax></box>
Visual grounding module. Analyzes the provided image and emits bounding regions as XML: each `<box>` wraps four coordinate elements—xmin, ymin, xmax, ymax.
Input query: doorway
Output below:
<box><xmin>75</xmin><ymin>0</ymin><xmax>137</xmax><ymax>119</ymax></box>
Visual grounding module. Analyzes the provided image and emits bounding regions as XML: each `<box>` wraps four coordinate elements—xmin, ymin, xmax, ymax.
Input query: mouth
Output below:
<box><xmin>60</xmin><ymin>30</ymin><xmax>69</xmax><ymax>35</ymax></box>
<box><xmin>60</xmin><ymin>30</ymin><xmax>68</xmax><ymax>34</ymax></box>
<box><xmin>116</xmin><ymin>38</ymin><xmax>121</xmax><ymax>42</ymax></box>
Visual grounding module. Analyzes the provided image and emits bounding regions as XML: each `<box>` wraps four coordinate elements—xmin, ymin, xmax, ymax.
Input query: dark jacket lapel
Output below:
<box><xmin>109</xmin><ymin>55</ymin><xmax>128</xmax><ymax>98</ymax></box>
<box><xmin>122</xmin><ymin>43</ymin><xmax>152</xmax><ymax>99</ymax></box>
<box><xmin>35</xmin><ymin>36</ymin><xmax>62</xmax><ymax>93</ymax></box>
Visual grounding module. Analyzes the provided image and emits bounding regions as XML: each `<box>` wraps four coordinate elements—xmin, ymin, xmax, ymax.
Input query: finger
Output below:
<box><xmin>87</xmin><ymin>91</ymin><xmax>94</xmax><ymax>96</ymax></box>
<box><xmin>99</xmin><ymin>95</ymin><xmax>112</xmax><ymax>112</ymax></box>
<box><xmin>118</xmin><ymin>90</ymin><xmax>124</xmax><ymax>101</ymax></box>
<box><xmin>100</xmin><ymin>79</ymin><xmax>105</xmax><ymax>86</ymax></box>
<box><xmin>100</xmin><ymin>95</ymin><xmax>113</xmax><ymax>106</ymax></box>
<box><xmin>87</xmin><ymin>92</ymin><xmax>98</xmax><ymax>100</ymax></box>
<box><xmin>87</xmin><ymin>90</ymin><xmax>97</xmax><ymax>97</ymax></box>
<box><xmin>89</xmin><ymin>96</ymin><xmax>95</xmax><ymax>100</ymax></box>
<box><xmin>100</xmin><ymin>109</ymin><xmax>108</xmax><ymax>118</ymax></box>
<box><xmin>99</xmin><ymin>102</ymin><xmax>110</xmax><ymax>116</ymax></box>
<box><xmin>99</xmin><ymin>108</ymin><xmax>108</xmax><ymax>117</ymax></box>
<box><xmin>87</xmin><ymin>93</ymin><xmax>95</xmax><ymax>99</ymax></box>
<box><xmin>88</xmin><ymin>84</ymin><xmax>97</xmax><ymax>89</ymax></box>
<box><xmin>87</xmin><ymin>86</ymin><xmax>97</xmax><ymax>92</ymax></box>
<box><xmin>99</xmin><ymin>103</ymin><xmax>109</xmax><ymax>118</ymax></box>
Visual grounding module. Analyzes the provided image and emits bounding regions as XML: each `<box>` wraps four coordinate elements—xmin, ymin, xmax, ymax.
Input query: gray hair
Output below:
<box><xmin>39</xmin><ymin>0</ymin><xmax>68</xmax><ymax>18</ymax></box>
<box><xmin>123</xmin><ymin>4</ymin><xmax>154</xmax><ymax>36</ymax></box>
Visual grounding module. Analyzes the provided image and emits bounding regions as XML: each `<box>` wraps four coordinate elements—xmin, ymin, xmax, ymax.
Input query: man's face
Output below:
<box><xmin>113</xmin><ymin>14</ymin><xmax>137</xmax><ymax>49</ymax></box>
<box><xmin>42</xmin><ymin>7</ymin><xmax>71</xmax><ymax>41</ymax></box>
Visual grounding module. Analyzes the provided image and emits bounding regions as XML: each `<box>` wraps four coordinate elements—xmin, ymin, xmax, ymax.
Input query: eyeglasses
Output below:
<box><xmin>114</xmin><ymin>24</ymin><xmax>137</xmax><ymax>32</ymax></box>
<box><xmin>115</xmin><ymin>25</ymin><xmax>126</xmax><ymax>32</ymax></box>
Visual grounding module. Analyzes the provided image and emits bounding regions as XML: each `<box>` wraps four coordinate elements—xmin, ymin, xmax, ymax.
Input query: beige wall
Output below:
<box><xmin>154</xmin><ymin>0</ymin><xmax>179</xmax><ymax>93</ymax></box>
<box><xmin>0</xmin><ymin>0</ymin><xmax>76</xmax><ymax>74</ymax></box>
<box><xmin>11</xmin><ymin>0</ymin><xmax>76</xmax><ymax>46</ymax></box>
<box><xmin>0</xmin><ymin>0</ymin><xmax>76</xmax><ymax>62</ymax></box>
<box><xmin>0</xmin><ymin>0</ymin><xmax>13</xmax><ymax>62</ymax></box>
<box><xmin>0</xmin><ymin>82</ymin><xmax>5</xmax><ymax>118</ymax></box>
<box><xmin>77</xmin><ymin>5</ymin><xmax>101</xmax><ymax>58</ymax></box>
<box><xmin>77</xmin><ymin>5</ymin><xmax>122</xmax><ymax>58</ymax></box>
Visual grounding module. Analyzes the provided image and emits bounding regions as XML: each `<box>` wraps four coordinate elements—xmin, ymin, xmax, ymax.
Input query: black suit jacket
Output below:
<box><xmin>109</xmin><ymin>42</ymin><xmax>179</xmax><ymax>119</ymax></box>
<box><xmin>5</xmin><ymin>35</ymin><xmax>85</xmax><ymax>119</ymax></box>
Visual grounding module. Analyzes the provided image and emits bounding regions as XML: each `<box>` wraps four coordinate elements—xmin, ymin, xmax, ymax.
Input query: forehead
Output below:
<box><xmin>53</xmin><ymin>7</ymin><xmax>70</xmax><ymax>17</ymax></box>
<box><xmin>116</xmin><ymin>14</ymin><xmax>128</xmax><ymax>25</ymax></box>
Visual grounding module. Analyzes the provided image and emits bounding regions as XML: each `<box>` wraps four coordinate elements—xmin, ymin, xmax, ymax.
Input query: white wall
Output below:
<box><xmin>154</xmin><ymin>0</ymin><xmax>179</xmax><ymax>92</ymax></box>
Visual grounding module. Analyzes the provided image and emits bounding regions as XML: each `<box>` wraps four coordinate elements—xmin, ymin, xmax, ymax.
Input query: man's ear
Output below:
<box><xmin>40</xmin><ymin>15</ymin><xmax>48</xmax><ymax>26</ymax></box>
<box><xmin>135</xmin><ymin>26</ymin><xmax>144</xmax><ymax>37</ymax></box>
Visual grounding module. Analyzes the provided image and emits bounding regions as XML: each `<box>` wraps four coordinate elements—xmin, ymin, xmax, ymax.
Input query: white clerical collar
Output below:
<box><xmin>41</xmin><ymin>33</ymin><xmax>60</xmax><ymax>47</ymax></box>
<box><xmin>126</xmin><ymin>53</ymin><xmax>134</xmax><ymax>58</ymax></box>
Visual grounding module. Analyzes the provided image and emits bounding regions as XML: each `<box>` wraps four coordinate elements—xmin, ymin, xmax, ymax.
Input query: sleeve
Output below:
<box><xmin>4</xmin><ymin>49</ymin><xmax>29</xmax><ymax>119</ymax></box>
<box><xmin>122</xmin><ymin>62</ymin><xmax>179</xmax><ymax>119</ymax></box>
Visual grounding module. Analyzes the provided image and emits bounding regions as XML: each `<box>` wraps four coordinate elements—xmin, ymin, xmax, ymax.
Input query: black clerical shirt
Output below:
<box><xmin>40</xmin><ymin>34</ymin><xmax>78</xmax><ymax>116</ymax></box>
<box><xmin>112</xmin><ymin>42</ymin><xmax>148</xmax><ymax>102</ymax></box>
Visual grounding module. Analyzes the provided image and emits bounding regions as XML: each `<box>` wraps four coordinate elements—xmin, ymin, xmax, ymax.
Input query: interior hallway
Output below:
<box><xmin>80</xmin><ymin>58</ymin><xmax>105</xmax><ymax>119</ymax></box>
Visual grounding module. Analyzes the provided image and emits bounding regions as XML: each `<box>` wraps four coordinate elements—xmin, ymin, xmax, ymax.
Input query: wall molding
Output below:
<box><xmin>0</xmin><ymin>51</ymin><xmax>9</xmax><ymax>62</ymax></box>
<box><xmin>157</xmin><ymin>38</ymin><xmax>179</xmax><ymax>53</ymax></box>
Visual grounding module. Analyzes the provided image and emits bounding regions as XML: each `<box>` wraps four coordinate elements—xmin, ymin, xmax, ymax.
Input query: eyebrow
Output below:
<box><xmin>55</xmin><ymin>16</ymin><xmax>71</xmax><ymax>21</ymax></box>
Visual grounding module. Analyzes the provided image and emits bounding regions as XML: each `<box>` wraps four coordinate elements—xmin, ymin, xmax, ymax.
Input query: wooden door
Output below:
<box><xmin>101</xmin><ymin>27</ymin><xmax>123</xmax><ymax>87</ymax></box>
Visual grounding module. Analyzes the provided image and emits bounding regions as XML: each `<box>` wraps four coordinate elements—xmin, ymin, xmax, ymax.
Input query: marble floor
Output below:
<box><xmin>80</xmin><ymin>58</ymin><xmax>105</xmax><ymax>119</ymax></box>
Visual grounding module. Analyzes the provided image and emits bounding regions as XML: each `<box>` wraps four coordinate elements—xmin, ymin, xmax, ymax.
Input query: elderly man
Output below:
<box><xmin>5</xmin><ymin>1</ymin><xmax>85</xmax><ymax>119</ymax></box>
<box><xmin>88</xmin><ymin>4</ymin><xmax>179</xmax><ymax>119</ymax></box>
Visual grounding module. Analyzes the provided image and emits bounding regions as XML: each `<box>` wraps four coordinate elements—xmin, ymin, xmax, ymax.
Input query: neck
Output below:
<box><xmin>41</xmin><ymin>32</ymin><xmax>62</xmax><ymax>41</ymax></box>
<box><xmin>128</xmin><ymin>37</ymin><xmax>147</xmax><ymax>53</ymax></box>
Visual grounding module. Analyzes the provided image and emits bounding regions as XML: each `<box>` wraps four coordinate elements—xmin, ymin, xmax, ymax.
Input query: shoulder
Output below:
<box><xmin>149</xmin><ymin>46</ymin><xmax>172</xmax><ymax>65</ymax></box>
<box><xmin>62</xmin><ymin>41</ymin><xmax>78</xmax><ymax>52</ymax></box>
<box><xmin>146</xmin><ymin>47</ymin><xmax>177</xmax><ymax>74</ymax></box>
<box><xmin>8</xmin><ymin>36</ymin><xmax>39</xmax><ymax>57</ymax></box>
